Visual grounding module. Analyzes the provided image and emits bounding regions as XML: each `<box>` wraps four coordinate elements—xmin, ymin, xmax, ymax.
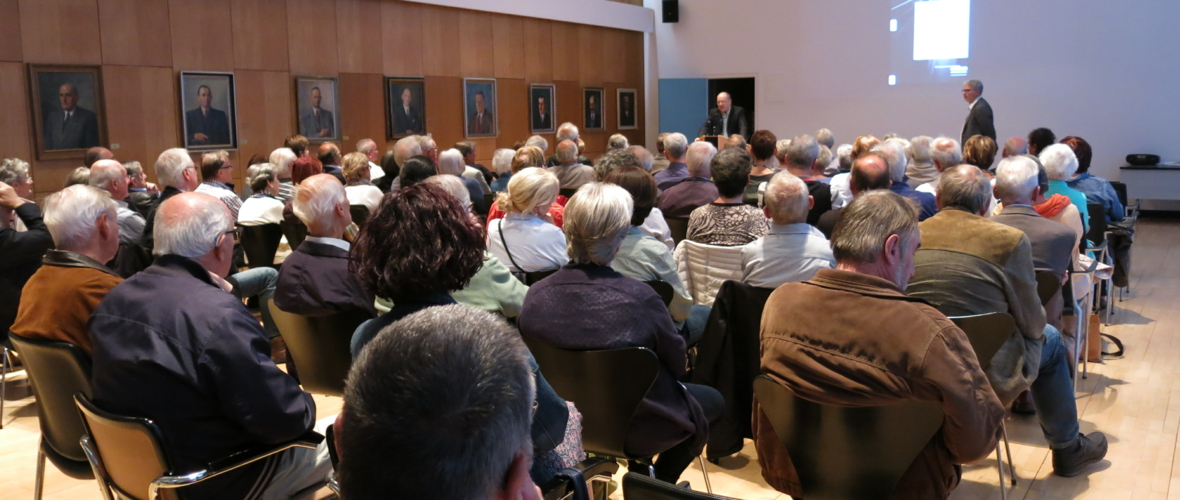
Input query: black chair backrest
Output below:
<box><xmin>949</xmin><ymin>312</ymin><xmax>1016</xmax><ymax>369</ymax></box>
<box><xmin>1086</xmin><ymin>201</ymin><xmax>1106</xmax><ymax>247</ymax></box>
<box><xmin>665</xmin><ymin>217</ymin><xmax>689</xmax><ymax>245</ymax></box>
<box><xmin>280</xmin><ymin>219</ymin><xmax>309</xmax><ymax>251</ymax></box>
<box><xmin>525</xmin><ymin>269</ymin><xmax>558</xmax><ymax>286</ymax></box>
<box><xmin>349</xmin><ymin>205</ymin><xmax>371</xmax><ymax>229</ymax></box>
<box><xmin>9</xmin><ymin>333</ymin><xmax>92</xmax><ymax>463</ymax></box>
<box><xmin>559</xmin><ymin>188</ymin><xmax>578</xmax><ymax>199</ymax></box>
<box><xmin>522</xmin><ymin>338</ymin><xmax>660</xmax><ymax>458</ymax></box>
<box><xmin>75</xmin><ymin>393</ymin><xmax>178</xmax><ymax>500</ymax></box>
<box><xmin>483</xmin><ymin>193</ymin><xmax>495</xmax><ymax>211</ymax></box>
<box><xmin>753</xmin><ymin>376</ymin><xmax>944</xmax><ymax>500</ymax></box>
<box><xmin>644</xmin><ymin>280</ymin><xmax>675</xmax><ymax>307</ymax></box>
<box><xmin>108</xmin><ymin>240</ymin><xmax>151</xmax><ymax>278</ymax></box>
<box><xmin>240</xmin><ymin>224</ymin><xmax>283</xmax><ymax>269</ymax></box>
<box><xmin>623</xmin><ymin>472</ymin><xmax>739</xmax><ymax>499</ymax></box>
<box><xmin>266</xmin><ymin>300</ymin><xmax>372</xmax><ymax>396</ymax></box>
<box><xmin>1035</xmin><ymin>270</ymin><xmax>1062</xmax><ymax>308</ymax></box>
<box><xmin>1110</xmin><ymin>181</ymin><xmax>1129</xmax><ymax>208</ymax></box>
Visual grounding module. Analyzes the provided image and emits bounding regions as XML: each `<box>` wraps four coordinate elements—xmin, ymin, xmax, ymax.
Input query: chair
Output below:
<box><xmin>1108</xmin><ymin>181</ymin><xmax>1137</xmax><ymax>302</ymax></box>
<box><xmin>950</xmin><ymin>313</ymin><xmax>1018</xmax><ymax>498</ymax></box>
<box><xmin>1085</xmin><ymin>202</ymin><xmax>1115</xmax><ymax>325</ymax></box>
<box><xmin>239</xmin><ymin>223</ymin><xmax>283</xmax><ymax>269</ymax></box>
<box><xmin>280</xmin><ymin>218</ymin><xmax>309</xmax><ymax>251</ymax></box>
<box><xmin>1</xmin><ymin>338</ymin><xmax>18</xmax><ymax>430</ymax></box>
<box><xmin>540</xmin><ymin>457</ymin><xmax>620</xmax><ymax>500</ymax></box>
<box><xmin>665</xmin><ymin>217</ymin><xmax>689</xmax><ymax>245</ymax></box>
<box><xmin>523</xmin><ymin>339</ymin><xmax>713</xmax><ymax>494</ymax></box>
<box><xmin>644</xmin><ymin>280</ymin><xmax>675</xmax><ymax>307</ymax></box>
<box><xmin>525</xmin><ymin>269</ymin><xmax>559</xmax><ymax>286</ymax></box>
<box><xmin>8</xmin><ymin>333</ymin><xmax>104</xmax><ymax>500</ymax></box>
<box><xmin>673</xmin><ymin>239</ymin><xmax>744</xmax><ymax>306</ymax></box>
<box><xmin>75</xmin><ymin>393</ymin><xmax>323</xmax><ymax>500</ymax></box>
<box><xmin>349</xmin><ymin>204</ymin><xmax>371</xmax><ymax>229</ymax></box>
<box><xmin>623</xmin><ymin>471</ymin><xmax>739</xmax><ymax>499</ymax></box>
<box><xmin>266</xmin><ymin>300</ymin><xmax>372</xmax><ymax>396</ymax></box>
<box><xmin>108</xmin><ymin>240</ymin><xmax>151</xmax><ymax>278</ymax></box>
<box><xmin>753</xmin><ymin>375</ymin><xmax>943</xmax><ymax>500</ymax></box>
<box><xmin>1036</xmin><ymin>270</ymin><xmax>1062</xmax><ymax>307</ymax></box>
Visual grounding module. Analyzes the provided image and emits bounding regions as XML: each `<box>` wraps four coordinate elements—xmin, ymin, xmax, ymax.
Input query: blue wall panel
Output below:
<box><xmin>658</xmin><ymin>78</ymin><xmax>707</xmax><ymax>138</ymax></box>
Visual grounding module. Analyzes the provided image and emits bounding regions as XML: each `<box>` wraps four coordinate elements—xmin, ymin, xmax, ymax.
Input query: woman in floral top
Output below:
<box><xmin>687</xmin><ymin>148</ymin><xmax>770</xmax><ymax>246</ymax></box>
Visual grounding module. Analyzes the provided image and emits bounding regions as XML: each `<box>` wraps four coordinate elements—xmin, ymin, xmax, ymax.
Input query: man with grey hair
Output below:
<box><xmin>740</xmin><ymin>171</ymin><xmax>833</xmax><ymax>288</ymax></box>
<box><xmin>90</xmin><ymin>159</ymin><xmax>146</xmax><ymax>250</ymax></box>
<box><xmin>916</xmin><ymin>137</ymin><xmax>963</xmax><ymax>194</ymax></box>
<box><xmin>10</xmin><ymin>185</ymin><xmax>121</xmax><ymax>353</ymax></box>
<box><xmin>905</xmin><ymin>136</ymin><xmax>938</xmax><ymax>188</ymax></box>
<box><xmin>546</xmin><ymin>123</ymin><xmax>589</xmax><ymax>167</ymax></box>
<box><xmin>777</xmin><ymin>134</ymin><xmax>831</xmax><ymax>225</ymax></box>
<box><xmin>525</xmin><ymin>134</ymin><xmax>549</xmax><ymax>154</ymax></box>
<box><xmin>773</xmin><ymin>139</ymin><xmax>792</xmax><ymax>166</ymax></box>
<box><xmin>270</xmin><ymin>146</ymin><xmax>299</xmax><ymax>201</ymax></box>
<box><xmin>653</xmin><ymin>132</ymin><xmax>689</xmax><ymax>190</ymax></box>
<box><xmin>872</xmin><ymin>140</ymin><xmax>936</xmax><ymax>220</ymax></box>
<box><xmin>608</xmin><ymin>133</ymin><xmax>629</xmax><ymax>151</ymax></box>
<box><xmin>355</xmin><ymin>138</ymin><xmax>385</xmax><ymax>182</ymax></box>
<box><xmin>961</xmin><ymin>79</ymin><xmax>995</xmax><ymax>146</ymax></box>
<box><xmin>1002</xmin><ymin>137</ymin><xmax>1028</xmax><ymax>158</ymax></box>
<box><xmin>908</xmin><ymin>165</ymin><xmax>1108</xmax><ymax>477</ymax></box>
<box><xmin>91</xmin><ymin>192</ymin><xmax>333</xmax><ymax>500</ymax></box>
<box><xmin>141</xmin><ymin>148</ymin><xmax>200</xmax><ymax>255</ymax></box>
<box><xmin>592</xmin><ymin>148</ymin><xmax>641</xmax><ymax>182</ymax></box>
<box><xmin>335</xmin><ymin>305</ymin><xmax>544</xmax><ymax>500</ymax></box>
<box><xmin>0</xmin><ymin>180</ymin><xmax>55</xmax><ymax>345</ymax></box>
<box><xmin>0</xmin><ymin>158</ymin><xmax>35</xmax><ymax>231</ymax></box>
<box><xmin>814</xmin><ymin>128</ymin><xmax>834</xmax><ymax>149</ymax></box>
<box><xmin>658</xmin><ymin>141</ymin><xmax>718</xmax><ymax>218</ymax></box>
<box><xmin>275</xmin><ymin>174</ymin><xmax>376</xmax><ymax>318</ymax></box>
<box><xmin>123</xmin><ymin>160</ymin><xmax>157</xmax><ymax>219</ymax></box>
<box><xmin>385</xmin><ymin>135</ymin><xmax>425</xmax><ymax>192</ymax></box>
<box><xmin>651</xmin><ymin>132</ymin><xmax>671</xmax><ymax>173</ymax></box>
<box><xmin>755</xmin><ymin>190</ymin><xmax>1004</xmax><ymax>499</ymax></box>
<box><xmin>628</xmin><ymin>145</ymin><xmax>654</xmax><ymax>172</ymax></box>
<box><xmin>546</xmin><ymin>140</ymin><xmax>595</xmax><ymax>190</ymax></box>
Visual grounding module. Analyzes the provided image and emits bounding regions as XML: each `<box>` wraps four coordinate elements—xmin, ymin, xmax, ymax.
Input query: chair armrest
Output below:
<box><xmin>1073</xmin><ymin>255</ymin><xmax>1101</xmax><ymax>275</ymax></box>
<box><xmin>540</xmin><ymin>457</ymin><xmax>620</xmax><ymax>500</ymax></box>
<box><xmin>152</xmin><ymin>431</ymin><xmax>324</xmax><ymax>491</ymax></box>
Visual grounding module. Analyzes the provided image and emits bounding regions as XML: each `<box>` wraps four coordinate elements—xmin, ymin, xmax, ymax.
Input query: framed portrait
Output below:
<box><xmin>463</xmin><ymin>78</ymin><xmax>498</xmax><ymax>138</ymax></box>
<box><xmin>617</xmin><ymin>88</ymin><xmax>638</xmax><ymax>130</ymax></box>
<box><xmin>295</xmin><ymin>76</ymin><xmax>341</xmax><ymax>142</ymax></box>
<box><xmin>27</xmin><ymin>64</ymin><xmax>108</xmax><ymax>161</ymax></box>
<box><xmin>385</xmin><ymin>77</ymin><xmax>426</xmax><ymax>140</ymax></box>
<box><xmin>530</xmin><ymin>84</ymin><xmax>556</xmax><ymax>134</ymax></box>
<box><xmin>179</xmin><ymin>71</ymin><xmax>238</xmax><ymax>151</ymax></box>
<box><xmin>583</xmin><ymin>88</ymin><xmax>604</xmax><ymax>132</ymax></box>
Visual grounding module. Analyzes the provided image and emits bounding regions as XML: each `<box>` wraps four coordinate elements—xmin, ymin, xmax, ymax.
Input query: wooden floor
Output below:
<box><xmin>2</xmin><ymin>217</ymin><xmax>1178</xmax><ymax>500</ymax></box>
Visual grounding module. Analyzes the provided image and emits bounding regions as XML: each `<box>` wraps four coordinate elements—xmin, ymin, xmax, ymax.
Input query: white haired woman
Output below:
<box><xmin>1040</xmin><ymin>144</ymin><xmax>1091</xmax><ymax>232</ymax></box>
<box><xmin>438</xmin><ymin>148</ymin><xmax>489</xmax><ymax>213</ymax></box>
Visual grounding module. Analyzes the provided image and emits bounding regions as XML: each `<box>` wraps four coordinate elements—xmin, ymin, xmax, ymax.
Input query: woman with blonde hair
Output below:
<box><xmin>486</xmin><ymin>147</ymin><xmax>565</xmax><ymax>227</ymax></box>
<box><xmin>341</xmin><ymin>152</ymin><xmax>383</xmax><ymax>213</ymax></box>
<box><xmin>486</xmin><ymin>167</ymin><xmax>568</xmax><ymax>274</ymax></box>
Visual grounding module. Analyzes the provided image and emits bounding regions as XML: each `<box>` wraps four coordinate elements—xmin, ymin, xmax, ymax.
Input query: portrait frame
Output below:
<box><xmin>385</xmin><ymin>77</ymin><xmax>427</xmax><ymax>140</ymax></box>
<box><xmin>27</xmin><ymin>64</ymin><xmax>108</xmax><ymax>161</ymax></box>
<box><xmin>583</xmin><ymin>88</ymin><xmax>605</xmax><ymax>132</ymax></box>
<box><xmin>179</xmin><ymin>71</ymin><xmax>238</xmax><ymax>152</ymax></box>
<box><xmin>529</xmin><ymin>84</ymin><xmax>556</xmax><ymax>134</ymax></box>
<box><xmin>617</xmin><ymin>88</ymin><xmax>638</xmax><ymax>130</ymax></box>
<box><xmin>463</xmin><ymin>78</ymin><xmax>498</xmax><ymax>139</ymax></box>
<box><xmin>294</xmin><ymin>75</ymin><xmax>341</xmax><ymax>143</ymax></box>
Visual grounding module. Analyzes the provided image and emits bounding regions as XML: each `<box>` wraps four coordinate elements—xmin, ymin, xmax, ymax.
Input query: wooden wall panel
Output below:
<box><xmin>381</xmin><ymin>1</ymin><xmax>423</xmax><ymax>77</ymax></box>
<box><xmin>286</xmin><ymin>0</ymin><xmax>338</xmax><ymax>75</ymax></box>
<box><xmin>0</xmin><ymin>62</ymin><xmax>32</xmax><ymax>163</ymax></box>
<box><xmin>578</xmin><ymin>25</ymin><xmax>603</xmax><ymax>86</ymax></box>
<box><xmin>231</xmin><ymin>0</ymin><xmax>290</xmax><ymax>72</ymax></box>
<box><xmin>522</xmin><ymin>19</ymin><xmax>552</xmax><ymax>83</ymax></box>
<box><xmin>495</xmin><ymin>78</ymin><xmax>527</xmax><ymax>151</ymax></box>
<box><xmin>550</xmin><ymin>22</ymin><xmax>580</xmax><ymax>82</ymax></box>
<box><xmin>338</xmin><ymin>73</ymin><xmax>385</xmax><ymax>151</ymax></box>
<box><xmin>423</xmin><ymin>76</ymin><xmax>462</xmax><ymax>149</ymax></box>
<box><xmin>458</xmin><ymin>10</ymin><xmax>494</xmax><ymax>78</ymax></box>
<box><xmin>492</xmin><ymin>15</ymin><xmax>524</xmax><ymax>79</ymax></box>
<box><xmin>98</xmin><ymin>0</ymin><xmax>172</xmax><ymax>67</ymax></box>
<box><xmin>624</xmin><ymin>31</ymin><xmax>644</xmax><ymax>85</ymax></box>
<box><xmin>601</xmin><ymin>28</ymin><xmax>627</xmax><ymax>84</ymax></box>
<box><xmin>18</xmin><ymin>0</ymin><xmax>102</xmax><ymax>65</ymax></box>
<box><xmin>169</xmin><ymin>0</ymin><xmax>234</xmax><ymax>70</ymax></box>
<box><xmin>0</xmin><ymin>0</ymin><xmax>24</xmax><ymax>62</ymax></box>
<box><xmin>235</xmin><ymin>70</ymin><xmax>293</xmax><ymax>162</ymax></box>
<box><xmin>421</xmin><ymin>6</ymin><xmax>460</xmax><ymax>78</ymax></box>
<box><xmin>102</xmin><ymin>65</ymin><xmax>179</xmax><ymax>179</ymax></box>
<box><xmin>336</xmin><ymin>0</ymin><xmax>383</xmax><ymax>75</ymax></box>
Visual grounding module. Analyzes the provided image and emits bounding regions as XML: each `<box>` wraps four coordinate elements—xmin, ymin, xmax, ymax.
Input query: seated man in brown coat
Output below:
<box><xmin>755</xmin><ymin>190</ymin><xmax>1004</xmax><ymax>499</ymax></box>
<box><xmin>908</xmin><ymin>165</ymin><xmax>1107</xmax><ymax>477</ymax></box>
<box><xmin>11</xmin><ymin>185</ymin><xmax>122</xmax><ymax>353</ymax></box>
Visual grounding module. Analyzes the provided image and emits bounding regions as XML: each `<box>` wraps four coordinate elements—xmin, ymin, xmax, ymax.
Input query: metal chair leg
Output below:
<box><xmin>1</xmin><ymin>346</ymin><xmax>8</xmax><ymax>430</ymax></box>
<box><xmin>1002</xmin><ymin>425</ymin><xmax>1017</xmax><ymax>485</ymax></box>
<box><xmin>697</xmin><ymin>455</ymin><xmax>713</xmax><ymax>494</ymax></box>
<box><xmin>996</xmin><ymin>443</ymin><xmax>1007</xmax><ymax>500</ymax></box>
<box><xmin>35</xmin><ymin>446</ymin><xmax>46</xmax><ymax>500</ymax></box>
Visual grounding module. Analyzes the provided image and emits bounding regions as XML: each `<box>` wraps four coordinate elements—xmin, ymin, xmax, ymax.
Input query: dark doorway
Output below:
<box><xmin>707</xmin><ymin>77</ymin><xmax>755</xmax><ymax>138</ymax></box>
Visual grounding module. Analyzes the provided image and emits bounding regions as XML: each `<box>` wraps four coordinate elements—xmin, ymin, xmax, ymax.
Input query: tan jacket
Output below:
<box><xmin>755</xmin><ymin>269</ymin><xmax>1004</xmax><ymax>499</ymax></box>
<box><xmin>11</xmin><ymin>250</ymin><xmax>123</xmax><ymax>354</ymax></box>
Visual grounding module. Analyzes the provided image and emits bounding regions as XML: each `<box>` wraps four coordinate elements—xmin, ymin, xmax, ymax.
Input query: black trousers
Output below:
<box><xmin>629</xmin><ymin>383</ymin><xmax>725</xmax><ymax>483</ymax></box>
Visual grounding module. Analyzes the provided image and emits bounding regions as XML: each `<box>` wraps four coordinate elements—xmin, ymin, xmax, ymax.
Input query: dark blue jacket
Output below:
<box><xmin>274</xmin><ymin>240</ymin><xmax>376</xmax><ymax>318</ymax></box>
<box><xmin>891</xmin><ymin>181</ymin><xmax>939</xmax><ymax>221</ymax></box>
<box><xmin>90</xmin><ymin>255</ymin><xmax>315</xmax><ymax>499</ymax></box>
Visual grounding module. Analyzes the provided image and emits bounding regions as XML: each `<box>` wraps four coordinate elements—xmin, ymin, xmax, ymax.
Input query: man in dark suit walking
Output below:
<box><xmin>391</xmin><ymin>87</ymin><xmax>423</xmax><ymax>136</ymax></box>
<box><xmin>44</xmin><ymin>83</ymin><xmax>100</xmax><ymax>150</ymax></box>
<box><xmin>698</xmin><ymin>92</ymin><xmax>748</xmax><ymax>139</ymax></box>
<box><xmin>185</xmin><ymin>85</ymin><xmax>231</xmax><ymax>146</ymax></box>
<box><xmin>468</xmin><ymin>90</ymin><xmax>494</xmax><ymax>136</ymax></box>
<box><xmin>961</xmin><ymin>79</ymin><xmax>995</xmax><ymax>146</ymax></box>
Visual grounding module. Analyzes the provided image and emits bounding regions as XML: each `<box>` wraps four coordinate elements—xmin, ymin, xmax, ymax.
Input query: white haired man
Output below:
<box><xmin>546</xmin><ymin>122</ymin><xmax>590</xmax><ymax>167</ymax></box>
<box><xmin>915</xmin><ymin>137</ymin><xmax>963</xmax><ymax>196</ymax></box>
<box><xmin>740</xmin><ymin>171</ymin><xmax>833</xmax><ymax>289</ymax></box>
<box><xmin>652</xmin><ymin>133</ymin><xmax>689</xmax><ymax>190</ymax></box>
<box><xmin>777</xmin><ymin>134</ymin><xmax>832</xmax><ymax>225</ymax></box>
<box><xmin>386</xmin><ymin>135</ymin><xmax>424</xmax><ymax>192</ymax></box>
<box><xmin>657</xmin><ymin>141</ymin><xmax>717</xmax><ymax>218</ymax></box>
<box><xmin>11</xmin><ymin>185</ymin><xmax>121</xmax><ymax>353</ymax></box>
<box><xmin>355</xmin><ymin>138</ymin><xmax>385</xmax><ymax>182</ymax></box>
<box><xmin>90</xmin><ymin>192</ymin><xmax>333</xmax><ymax>500</ymax></box>
<box><xmin>91</xmin><ymin>159</ymin><xmax>149</xmax><ymax>275</ymax></box>
<box><xmin>546</xmin><ymin>140</ymin><xmax>596</xmax><ymax>190</ymax></box>
<box><xmin>872</xmin><ymin>140</ymin><xmax>936</xmax><ymax>220</ymax></box>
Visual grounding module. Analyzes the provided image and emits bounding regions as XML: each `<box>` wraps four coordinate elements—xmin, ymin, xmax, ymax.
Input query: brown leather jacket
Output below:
<box><xmin>754</xmin><ymin>269</ymin><xmax>1004</xmax><ymax>499</ymax></box>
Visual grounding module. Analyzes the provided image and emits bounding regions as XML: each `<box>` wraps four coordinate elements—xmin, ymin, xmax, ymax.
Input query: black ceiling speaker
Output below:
<box><xmin>662</xmin><ymin>0</ymin><xmax>679</xmax><ymax>23</ymax></box>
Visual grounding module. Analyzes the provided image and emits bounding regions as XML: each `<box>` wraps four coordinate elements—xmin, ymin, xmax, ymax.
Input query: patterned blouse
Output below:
<box><xmin>686</xmin><ymin>202</ymin><xmax>771</xmax><ymax>246</ymax></box>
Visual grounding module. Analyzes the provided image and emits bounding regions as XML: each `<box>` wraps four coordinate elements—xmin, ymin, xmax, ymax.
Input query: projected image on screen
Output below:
<box><xmin>888</xmin><ymin>0</ymin><xmax>971</xmax><ymax>86</ymax></box>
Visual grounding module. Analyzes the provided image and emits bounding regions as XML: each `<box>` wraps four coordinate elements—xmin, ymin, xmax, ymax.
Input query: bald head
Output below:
<box><xmin>1002</xmin><ymin>137</ymin><xmax>1028</xmax><ymax>158</ymax></box>
<box><xmin>89</xmin><ymin>159</ymin><xmax>130</xmax><ymax>200</ymax></box>
<box><xmin>936</xmin><ymin>165</ymin><xmax>992</xmax><ymax>214</ymax></box>
<box><xmin>318</xmin><ymin>142</ymin><xmax>342</xmax><ymax>166</ymax></box>
<box><xmin>849</xmin><ymin>153</ymin><xmax>892</xmax><ymax>196</ymax></box>
<box><xmin>557</xmin><ymin>140</ymin><xmax>579</xmax><ymax>164</ymax></box>
<box><xmin>394</xmin><ymin>136</ymin><xmax>423</xmax><ymax>166</ymax></box>
<box><xmin>716</xmin><ymin>92</ymin><xmax>732</xmax><ymax>114</ymax></box>
<box><xmin>154</xmin><ymin>192</ymin><xmax>235</xmax><ymax>276</ymax></box>
<box><xmin>85</xmin><ymin>147</ymin><xmax>115</xmax><ymax>168</ymax></box>
<box><xmin>763</xmin><ymin>171</ymin><xmax>810</xmax><ymax>225</ymax></box>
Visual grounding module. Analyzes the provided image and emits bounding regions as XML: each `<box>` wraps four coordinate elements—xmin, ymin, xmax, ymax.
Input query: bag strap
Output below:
<box><xmin>497</xmin><ymin>218</ymin><xmax>525</xmax><ymax>273</ymax></box>
<box><xmin>1101</xmin><ymin>333</ymin><xmax>1125</xmax><ymax>358</ymax></box>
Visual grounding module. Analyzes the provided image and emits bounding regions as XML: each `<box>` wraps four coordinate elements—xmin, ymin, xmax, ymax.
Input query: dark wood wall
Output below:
<box><xmin>0</xmin><ymin>0</ymin><xmax>646</xmax><ymax>198</ymax></box>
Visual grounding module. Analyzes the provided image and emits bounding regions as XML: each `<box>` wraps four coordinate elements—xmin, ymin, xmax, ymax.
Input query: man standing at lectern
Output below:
<box><xmin>961</xmin><ymin>79</ymin><xmax>995</xmax><ymax>146</ymax></box>
<box><xmin>698</xmin><ymin>92</ymin><xmax>748</xmax><ymax>140</ymax></box>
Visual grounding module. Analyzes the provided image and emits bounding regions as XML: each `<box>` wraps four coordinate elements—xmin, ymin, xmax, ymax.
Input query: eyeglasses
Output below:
<box><xmin>222</xmin><ymin>228</ymin><xmax>241</xmax><ymax>245</ymax></box>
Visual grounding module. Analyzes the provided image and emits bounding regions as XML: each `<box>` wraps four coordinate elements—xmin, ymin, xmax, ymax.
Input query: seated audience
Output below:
<box><xmin>355</xmin><ymin>138</ymin><xmax>385</xmax><ymax>183</ymax></box>
<box><xmin>628</xmin><ymin>145</ymin><xmax>655</xmax><ymax>172</ymax></box>
<box><xmin>651</xmin><ymin>132</ymin><xmax>671</xmax><ymax>173</ymax></box>
<box><xmin>814</xmin><ymin>144</ymin><xmax>832</xmax><ymax>183</ymax></box>
<box><xmin>546</xmin><ymin>140</ymin><xmax>595</xmax><ymax>191</ymax></box>
<box><xmin>275</xmin><ymin>174</ymin><xmax>377</xmax><ymax>318</ymax></box>
<box><xmin>1</xmin><ymin>158</ymin><xmax>35</xmax><ymax>231</ymax></box>
<box><xmin>916</xmin><ymin>137</ymin><xmax>963</xmax><ymax>195</ymax></box>
<box><xmin>545</xmin><ymin>122</ymin><xmax>591</xmax><ymax>167</ymax></box>
<box><xmin>1003</xmin><ymin>137</ymin><xmax>1029</xmax><ymax>158</ymax></box>
<box><xmin>64</xmin><ymin>166</ymin><xmax>90</xmax><ymax>187</ymax></box>
<box><xmin>830</xmin><ymin>135</ymin><xmax>881</xmax><ymax>208</ymax></box>
<box><xmin>486</xmin><ymin>168</ymin><xmax>568</xmax><ymax>274</ymax></box>
<box><xmin>1040</xmin><ymin>144</ymin><xmax>1091</xmax><ymax>231</ymax></box>
<box><xmin>1027</xmin><ymin>127</ymin><xmax>1056</xmax><ymax>156</ymax></box>
<box><xmin>1062</xmin><ymin>136</ymin><xmax>1124</xmax><ymax>224</ymax></box>
<box><xmin>963</xmin><ymin>134</ymin><xmax>998</xmax><ymax>172</ymax></box>
<box><xmin>270</xmin><ymin>146</ymin><xmax>298</xmax><ymax>201</ymax></box>
<box><xmin>687</xmin><ymin>148</ymin><xmax>769</xmax><ymax>246</ymax></box>
<box><xmin>90</xmin><ymin>192</ymin><xmax>331</xmax><ymax>499</ymax></box>
<box><xmin>519</xmin><ymin>182</ymin><xmax>722</xmax><ymax>484</ymax></box>
<box><xmin>396</xmin><ymin>155</ymin><xmax>437</xmax><ymax>189</ymax></box>
<box><xmin>195</xmin><ymin>150</ymin><xmax>242</xmax><ymax>219</ymax></box>
<box><xmin>438</xmin><ymin>148</ymin><xmax>489</xmax><ymax>213</ymax></box>
<box><xmin>875</xmin><ymin>139</ymin><xmax>936</xmax><ymax>220</ymax></box>
<box><xmin>84</xmin><ymin>146</ymin><xmax>115</xmax><ymax>168</ymax></box>
<box><xmin>608</xmin><ymin>133</ymin><xmax>630</xmax><ymax>150</ymax></box>
<box><xmin>525</xmin><ymin>135</ymin><xmax>549</xmax><ymax>155</ymax></box>
<box><xmin>286</xmin><ymin>134</ymin><xmax>311</xmax><ymax>158</ymax></box>
<box><xmin>653</xmin><ymin>133</ymin><xmax>690</xmax><ymax>190</ymax></box>
<box><xmin>455</xmin><ymin>140</ymin><xmax>495</xmax><ymax>186</ymax></box>
<box><xmin>740</xmin><ymin>172</ymin><xmax>834</xmax><ymax>288</ymax></box>
<box><xmin>778</xmin><ymin>134</ymin><xmax>832</xmax><ymax>225</ymax></box>
<box><xmin>658</xmin><ymin>141</ymin><xmax>719</xmax><ymax>218</ymax></box>
<box><xmin>594</xmin><ymin>148</ymin><xmax>640</xmax><ymax>182</ymax></box>
<box><xmin>1</xmin><ymin>179</ymin><xmax>54</xmax><ymax>341</ymax></box>
<box><xmin>350</xmin><ymin>183</ymin><xmax>486</xmax><ymax>356</ymax></box>
<box><xmin>383</xmin><ymin>135</ymin><xmax>424</xmax><ymax>192</ymax></box>
<box><xmin>905</xmin><ymin>135</ymin><xmax>937</xmax><ymax>188</ymax></box>
<box><xmin>141</xmin><ymin>148</ymin><xmax>200</xmax><ymax>258</ymax></box>
<box><xmin>237</xmin><ymin>166</ymin><xmax>285</xmax><ymax>226</ymax></box>
<box><xmin>90</xmin><ymin>159</ymin><xmax>146</xmax><ymax>247</ymax></box>
<box><xmin>754</xmin><ymin>190</ymin><xmax>1004</xmax><ymax>499</ymax></box>
<box><xmin>318</xmin><ymin>142</ymin><xmax>346</xmax><ymax>184</ymax></box>
<box><xmin>907</xmin><ymin>165</ymin><xmax>1108</xmax><ymax>477</ymax></box>
<box><xmin>123</xmin><ymin>160</ymin><xmax>158</xmax><ymax>218</ymax></box>
<box><xmin>10</xmin><ymin>185</ymin><xmax>120</xmax><ymax>353</ymax></box>
<box><xmin>725</xmin><ymin>133</ymin><xmax>747</xmax><ymax>150</ymax></box>
<box><xmin>341</xmin><ymin>152</ymin><xmax>384</xmax><ymax>214</ymax></box>
<box><xmin>815</xmin><ymin>153</ymin><xmax>893</xmax><ymax>238</ymax></box>
<box><xmin>744</xmin><ymin>130</ymin><xmax>778</xmax><ymax>206</ymax></box>
<box><xmin>488</xmin><ymin>147</ymin><xmax>517</xmax><ymax>192</ymax></box>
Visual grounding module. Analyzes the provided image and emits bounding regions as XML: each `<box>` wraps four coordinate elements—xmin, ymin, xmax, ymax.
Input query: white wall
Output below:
<box><xmin>645</xmin><ymin>0</ymin><xmax>1180</xmax><ymax>190</ymax></box>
